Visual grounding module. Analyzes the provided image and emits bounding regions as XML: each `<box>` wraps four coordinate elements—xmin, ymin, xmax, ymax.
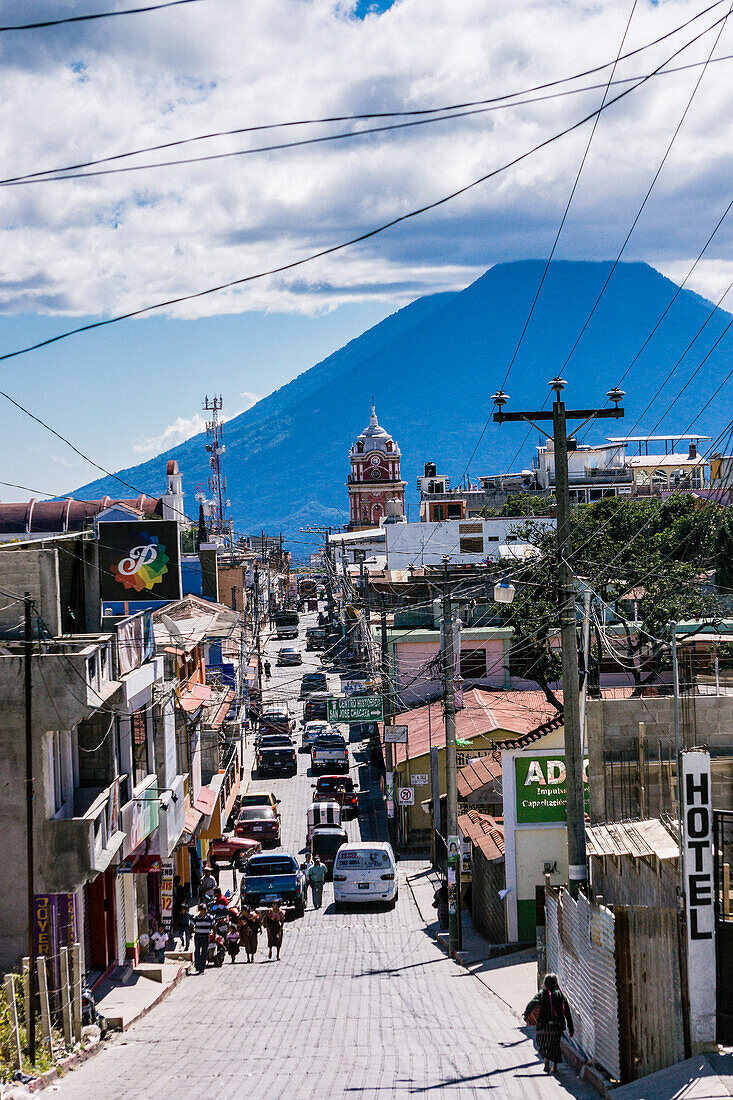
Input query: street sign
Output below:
<box><xmin>327</xmin><ymin>694</ymin><xmax>384</xmax><ymax>724</ymax></box>
<box><xmin>398</xmin><ymin>787</ymin><xmax>415</xmax><ymax>805</ymax></box>
<box><xmin>384</xmin><ymin>724</ymin><xmax>408</xmax><ymax>744</ymax></box>
<box><xmin>411</xmin><ymin>774</ymin><xmax>429</xmax><ymax>786</ymax></box>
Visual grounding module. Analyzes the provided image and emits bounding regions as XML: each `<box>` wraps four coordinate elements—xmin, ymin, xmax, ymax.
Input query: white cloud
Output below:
<box><xmin>0</xmin><ymin>0</ymin><xmax>732</xmax><ymax>319</ymax></box>
<box><xmin>133</xmin><ymin>413</ymin><xmax>206</xmax><ymax>455</ymax></box>
<box><xmin>237</xmin><ymin>392</ymin><xmax>262</xmax><ymax>412</ymax></box>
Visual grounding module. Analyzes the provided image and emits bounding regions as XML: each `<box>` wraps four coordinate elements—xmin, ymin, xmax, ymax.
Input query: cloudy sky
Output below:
<box><xmin>0</xmin><ymin>0</ymin><xmax>732</xmax><ymax>499</ymax></box>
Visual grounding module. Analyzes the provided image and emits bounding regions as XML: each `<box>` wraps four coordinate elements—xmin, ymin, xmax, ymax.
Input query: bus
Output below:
<box><xmin>298</xmin><ymin>577</ymin><xmax>318</xmax><ymax>601</ymax></box>
<box><xmin>273</xmin><ymin>610</ymin><xmax>299</xmax><ymax>640</ymax></box>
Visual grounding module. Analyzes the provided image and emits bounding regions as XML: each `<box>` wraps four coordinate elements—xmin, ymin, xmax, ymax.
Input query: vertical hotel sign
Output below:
<box><xmin>681</xmin><ymin>750</ymin><xmax>716</xmax><ymax>1048</ymax></box>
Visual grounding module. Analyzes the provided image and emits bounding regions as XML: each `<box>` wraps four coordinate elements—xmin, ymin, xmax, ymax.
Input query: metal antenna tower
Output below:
<box><xmin>200</xmin><ymin>394</ymin><xmax>229</xmax><ymax>537</ymax></box>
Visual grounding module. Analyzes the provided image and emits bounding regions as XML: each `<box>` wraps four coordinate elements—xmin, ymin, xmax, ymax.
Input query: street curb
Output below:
<box><xmin>25</xmin><ymin>966</ymin><xmax>187</xmax><ymax>1093</ymax></box>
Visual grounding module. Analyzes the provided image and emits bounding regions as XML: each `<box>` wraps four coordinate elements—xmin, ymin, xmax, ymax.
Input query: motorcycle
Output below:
<box><xmin>81</xmin><ymin>982</ymin><xmax>108</xmax><ymax>1035</ymax></box>
<box><xmin>207</xmin><ymin>926</ymin><xmax>226</xmax><ymax>968</ymax></box>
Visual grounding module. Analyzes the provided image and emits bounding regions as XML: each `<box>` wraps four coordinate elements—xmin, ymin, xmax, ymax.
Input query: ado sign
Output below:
<box><xmin>515</xmin><ymin>755</ymin><xmax>589</xmax><ymax>824</ymax></box>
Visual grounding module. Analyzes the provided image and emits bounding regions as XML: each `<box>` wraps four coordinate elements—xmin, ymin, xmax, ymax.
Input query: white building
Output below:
<box><xmin>384</xmin><ymin>518</ymin><xmax>554</xmax><ymax>569</ymax></box>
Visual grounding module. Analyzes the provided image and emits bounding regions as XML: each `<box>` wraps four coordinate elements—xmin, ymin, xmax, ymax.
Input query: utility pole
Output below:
<box><xmin>493</xmin><ymin>379</ymin><xmax>624</xmax><ymax>896</ymax></box>
<box><xmin>441</xmin><ymin>560</ymin><xmax>462</xmax><ymax>953</ymax></box>
<box><xmin>24</xmin><ymin>593</ymin><xmax>36</xmax><ymax>1065</ymax></box>
<box><xmin>380</xmin><ymin>596</ymin><xmax>396</xmax><ymax>847</ymax></box>
<box><xmin>253</xmin><ymin>560</ymin><xmax>262</xmax><ymax>694</ymax></box>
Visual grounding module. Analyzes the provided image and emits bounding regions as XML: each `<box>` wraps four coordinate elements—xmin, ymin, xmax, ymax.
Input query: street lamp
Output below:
<box><xmin>493</xmin><ymin>577</ymin><xmax>516</xmax><ymax>604</ymax></box>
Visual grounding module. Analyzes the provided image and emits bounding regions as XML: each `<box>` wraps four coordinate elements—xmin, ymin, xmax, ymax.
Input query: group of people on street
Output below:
<box><xmin>191</xmin><ymin>897</ymin><xmax>288</xmax><ymax>973</ymax></box>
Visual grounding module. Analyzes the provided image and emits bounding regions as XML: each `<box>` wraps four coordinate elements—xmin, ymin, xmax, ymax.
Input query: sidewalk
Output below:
<box><xmin>94</xmin><ymin>959</ymin><xmax>188</xmax><ymax>1031</ymax></box>
<box><xmin>405</xmin><ymin>861</ymin><xmax>538</xmax><ymax>1019</ymax></box>
<box><xmin>611</xmin><ymin>1055</ymin><xmax>733</xmax><ymax>1099</ymax></box>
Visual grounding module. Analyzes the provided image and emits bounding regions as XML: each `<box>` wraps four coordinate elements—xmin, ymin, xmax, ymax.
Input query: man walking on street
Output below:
<box><xmin>193</xmin><ymin>904</ymin><xmax>213</xmax><ymax>973</ymax></box>
<box><xmin>308</xmin><ymin>855</ymin><xmax>327</xmax><ymax>910</ymax></box>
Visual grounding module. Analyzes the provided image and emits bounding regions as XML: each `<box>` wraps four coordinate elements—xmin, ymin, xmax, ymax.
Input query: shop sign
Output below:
<box><xmin>160</xmin><ymin>860</ymin><xmax>175</xmax><ymax>930</ymax></box>
<box><xmin>681</xmin><ymin>750</ymin><xmax>715</xmax><ymax>1046</ymax></box>
<box><xmin>34</xmin><ymin>895</ymin><xmax>57</xmax><ymax>961</ymax></box>
<box><xmin>327</xmin><ymin>694</ymin><xmax>383</xmax><ymax>723</ymax></box>
<box><xmin>456</xmin><ymin>746</ymin><xmax>495</xmax><ymax>769</ymax></box>
<box><xmin>128</xmin><ymin>792</ymin><xmax>160</xmax><ymax>852</ymax></box>
<box><xmin>411</xmin><ymin>774</ymin><xmax>429</xmax><ymax>786</ymax></box>
<box><xmin>384</xmin><ymin>724</ymin><xmax>408</xmax><ymax>744</ymax></box>
<box><xmin>98</xmin><ymin>521</ymin><xmax>182</xmax><ymax>603</ymax></box>
<box><xmin>514</xmin><ymin>755</ymin><xmax>589</xmax><ymax>824</ymax></box>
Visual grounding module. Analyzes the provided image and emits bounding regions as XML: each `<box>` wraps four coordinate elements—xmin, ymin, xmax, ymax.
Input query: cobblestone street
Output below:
<box><xmin>52</xmin><ymin>617</ymin><xmax>594</xmax><ymax>1100</ymax></box>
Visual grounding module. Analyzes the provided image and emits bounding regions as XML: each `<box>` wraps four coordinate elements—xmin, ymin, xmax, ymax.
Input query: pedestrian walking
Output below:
<box><xmin>151</xmin><ymin>922</ymin><xmax>168</xmax><ymax>963</ymax></box>
<box><xmin>225</xmin><ymin>918</ymin><xmax>241</xmax><ymax>963</ymax></box>
<box><xmin>301</xmin><ymin>854</ymin><xmax>313</xmax><ymax>908</ymax></box>
<box><xmin>193</xmin><ymin>904</ymin><xmax>213</xmax><ymax>974</ymax></box>
<box><xmin>524</xmin><ymin>973</ymin><xmax>574</xmax><ymax>1074</ymax></box>
<box><xmin>264</xmin><ymin>900</ymin><xmax>285</xmax><ymax>960</ymax></box>
<box><xmin>264</xmin><ymin>658</ymin><xmax>271</xmax><ymax>679</ymax></box>
<box><xmin>175</xmin><ymin>906</ymin><xmax>193</xmax><ymax>950</ymax></box>
<box><xmin>199</xmin><ymin>865</ymin><xmax>217</xmax><ymax>902</ymax></box>
<box><xmin>239</xmin><ymin>905</ymin><xmax>261</xmax><ymax>962</ymax></box>
<box><xmin>307</xmin><ymin>855</ymin><xmax>327</xmax><ymax>910</ymax></box>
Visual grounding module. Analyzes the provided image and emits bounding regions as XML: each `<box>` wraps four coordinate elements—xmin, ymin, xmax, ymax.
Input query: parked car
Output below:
<box><xmin>235</xmin><ymin>805</ymin><xmax>281</xmax><ymax>845</ymax></box>
<box><xmin>301</xmin><ymin>720</ymin><xmax>333</xmax><ymax>753</ymax></box>
<box><xmin>208</xmin><ymin>835</ymin><xmax>261</xmax><ymax>871</ymax></box>
<box><xmin>305</xmin><ymin>627</ymin><xmax>327</xmax><ymax>651</ymax></box>
<box><xmin>299</xmin><ymin>671</ymin><xmax>328</xmax><ymax>699</ymax></box>
<box><xmin>277</xmin><ymin>647</ymin><xmax>302</xmax><ymax>666</ymax></box>
<box><xmin>239</xmin><ymin>791</ymin><xmax>281</xmax><ymax>815</ymax></box>
<box><xmin>241</xmin><ymin>852</ymin><xmax>305</xmax><ymax>917</ymax></box>
<box><xmin>333</xmin><ymin>842</ymin><xmax>398</xmax><ymax>908</ymax></box>
<box><xmin>312</xmin><ymin>774</ymin><xmax>359</xmax><ymax>818</ymax></box>
<box><xmin>311</xmin><ymin>733</ymin><xmax>349</xmax><ymax>774</ymax></box>
<box><xmin>256</xmin><ymin>734</ymin><xmax>297</xmax><ymax>776</ymax></box>
<box><xmin>310</xmin><ymin>825</ymin><xmax>349</xmax><ymax>876</ymax></box>
<box><xmin>302</xmin><ymin>692</ymin><xmax>334</xmax><ymax>725</ymax></box>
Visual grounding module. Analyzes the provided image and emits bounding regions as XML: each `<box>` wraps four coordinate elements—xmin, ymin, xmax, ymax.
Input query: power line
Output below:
<box><xmin>7</xmin><ymin>57</ymin><xmax>733</xmax><ymax>187</ymax></box>
<box><xmin>0</xmin><ymin>0</ymin><xmax>210</xmax><ymax>33</ymax></box>
<box><xmin>0</xmin><ymin>13</ymin><xmax>722</xmax><ymax>375</ymax></box>
<box><xmin>3</xmin><ymin>0</ymin><xmax>726</xmax><ymax>183</ymax></box>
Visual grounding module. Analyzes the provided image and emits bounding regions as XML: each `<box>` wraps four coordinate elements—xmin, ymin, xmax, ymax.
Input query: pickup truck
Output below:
<box><xmin>256</xmin><ymin>734</ymin><xmax>297</xmax><ymax>776</ymax></box>
<box><xmin>311</xmin><ymin>734</ymin><xmax>349</xmax><ymax>774</ymax></box>
<box><xmin>240</xmin><ymin>853</ymin><xmax>305</xmax><ymax>917</ymax></box>
<box><xmin>208</xmin><ymin>835</ymin><xmax>261</xmax><ymax>871</ymax></box>
<box><xmin>260</xmin><ymin>708</ymin><xmax>293</xmax><ymax>736</ymax></box>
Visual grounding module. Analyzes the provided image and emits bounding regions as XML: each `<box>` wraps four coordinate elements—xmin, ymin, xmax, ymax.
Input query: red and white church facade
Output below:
<box><xmin>348</xmin><ymin>406</ymin><xmax>406</xmax><ymax>529</ymax></box>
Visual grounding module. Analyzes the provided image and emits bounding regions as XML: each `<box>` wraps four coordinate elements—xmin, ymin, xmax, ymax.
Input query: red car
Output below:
<box><xmin>235</xmin><ymin>805</ymin><xmax>281</xmax><ymax>846</ymax></box>
<box><xmin>208</xmin><ymin>835</ymin><xmax>261</xmax><ymax>871</ymax></box>
<box><xmin>312</xmin><ymin>775</ymin><xmax>359</xmax><ymax>819</ymax></box>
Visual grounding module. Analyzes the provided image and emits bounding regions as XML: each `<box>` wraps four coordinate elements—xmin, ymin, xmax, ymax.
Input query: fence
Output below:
<box><xmin>545</xmin><ymin>886</ymin><xmax>621</xmax><ymax>1081</ymax></box>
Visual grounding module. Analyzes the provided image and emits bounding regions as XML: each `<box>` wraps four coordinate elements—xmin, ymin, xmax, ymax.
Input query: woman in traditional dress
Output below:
<box><xmin>524</xmin><ymin>972</ymin><xmax>574</xmax><ymax>1074</ymax></box>
<box><xmin>239</xmin><ymin>905</ymin><xmax>261</xmax><ymax>963</ymax></box>
<box><xmin>264</xmin><ymin>899</ymin><xmax>286</xmax><ymax>960</ymax></box>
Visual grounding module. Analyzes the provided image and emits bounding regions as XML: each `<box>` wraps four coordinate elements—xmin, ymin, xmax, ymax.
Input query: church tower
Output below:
<box><xmin>348</xmin><ymin>406</ymin><xmax>406</xmax><ymax>528</ymax></box>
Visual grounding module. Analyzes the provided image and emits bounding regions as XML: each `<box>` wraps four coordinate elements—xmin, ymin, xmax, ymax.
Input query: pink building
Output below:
<box><xmin>348</xmin><ymin>406</ymin><xmax>405</xmax><ymax>529</ymax></box>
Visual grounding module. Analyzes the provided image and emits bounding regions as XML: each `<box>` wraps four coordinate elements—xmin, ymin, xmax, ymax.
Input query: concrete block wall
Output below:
<box><xmin>0</xmin><ymin>548</ymin><xmax>61</xmax><ymax>637</ymax></box>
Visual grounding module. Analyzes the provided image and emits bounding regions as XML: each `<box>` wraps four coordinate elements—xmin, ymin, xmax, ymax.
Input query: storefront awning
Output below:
<box><xmin>178</xmin><ymin>682</ymin><xmax>213</xmax><ymax>713</ymax></box>
<box><xmin>183</xmin><ymin>806</ymin><xmax>204</xmax><ymax>841</ymax></box>
<box><xmin>118</xmin><ymin>853</ymin><xmax>163</xmax><ymax>873</ymax></box>
<box><xmin>206</xmin><ymin>689</ymin><xmax>236</xmax><ymax>730</ymax></box>
<box><xmin>193</xmin><ymin>787</ymin><xmax>217</xmax><ymax>817</ymax></box>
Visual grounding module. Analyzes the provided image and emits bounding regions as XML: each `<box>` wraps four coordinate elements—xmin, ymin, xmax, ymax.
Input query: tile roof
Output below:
<box><xmin>458</xmin><ymin>809</ymin><xmax>505</xmax><ymax>861</ymax></box>
<box><xmin>457</xmin><ymin>752</ymin><xmax>503</xmax><ymax>799</ymax></box>
<box><xmin>384</xmin><ymin>688</ymin><xmax>561</xmax><ymax>765</ymax></box>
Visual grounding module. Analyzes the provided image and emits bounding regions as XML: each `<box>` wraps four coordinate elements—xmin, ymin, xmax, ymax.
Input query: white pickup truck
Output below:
<box><xmin>311</xmin><ymin>734</ymin><xmax>349</xmax><ymax>774</ymax></box>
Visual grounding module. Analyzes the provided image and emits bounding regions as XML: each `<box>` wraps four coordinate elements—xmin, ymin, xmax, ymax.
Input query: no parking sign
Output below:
<box><xmin>398</xmin><ymin>787</ymin><xmax>415</xmax><ymax>806</ymax></box>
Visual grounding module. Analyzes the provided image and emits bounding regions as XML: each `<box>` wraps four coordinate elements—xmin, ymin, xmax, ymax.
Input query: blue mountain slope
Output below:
<box><xmin>70</xmin><ymin>261</ymin><xmax>733</xmax><ymax>543</ymax></box>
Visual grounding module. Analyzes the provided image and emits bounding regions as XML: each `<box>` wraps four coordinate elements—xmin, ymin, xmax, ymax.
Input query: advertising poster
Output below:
<box><xmin>514</xmin><ymin>755</ymin><xmax>589</xmax><ymax>824</ymax></box>
<box><xmin>98</xmin><ymin>521</ymin><xmax>182</xmax><ymax>604</ymax></box>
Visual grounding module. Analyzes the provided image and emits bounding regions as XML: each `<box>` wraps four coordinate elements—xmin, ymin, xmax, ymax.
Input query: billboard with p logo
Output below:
<box><xmin>99</xmin><ymin>521</ymin><xmax>182</xmax><ymax>604</ymax></box>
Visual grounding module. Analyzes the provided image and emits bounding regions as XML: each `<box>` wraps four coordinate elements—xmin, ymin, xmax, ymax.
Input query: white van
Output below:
<box><xmin>332</xmin><ymin>842</ymin><xmax>398</xmax><ymax>908</ymax></box>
